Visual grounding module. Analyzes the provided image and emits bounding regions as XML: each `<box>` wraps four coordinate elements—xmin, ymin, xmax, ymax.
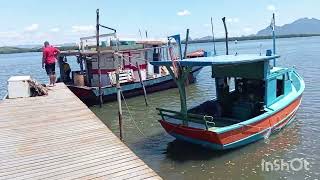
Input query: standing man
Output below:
<box><xmin>42</xmin><ymin>41</ymin><xmax>60</xmax><ymax>86</ymax></box>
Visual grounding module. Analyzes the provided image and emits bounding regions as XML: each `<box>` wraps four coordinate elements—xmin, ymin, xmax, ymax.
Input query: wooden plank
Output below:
<box><xmin>0</xmin><ymin>83</ymin><xmax>161</xmax><ymax>180</ymax></box>
<box><xmin>0</xmin><ymin>142</ymin><xmax>126</xmax><ymax>171</ymax></box>
<box><xmin>0</xmin><ymin>148</ymin><xmax>132</xmax><ymax>176</ymax></box>
<box><xmin>0</xmin><ymin>139</ymin><xmax>126</xmax><ymax>168</ymax></box>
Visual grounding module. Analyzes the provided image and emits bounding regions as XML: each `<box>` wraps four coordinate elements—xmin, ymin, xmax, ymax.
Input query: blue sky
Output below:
<box><xmin>0</xmin><ymin>0</ymin><xmax>319</xmax><ymax>46</ymax></box>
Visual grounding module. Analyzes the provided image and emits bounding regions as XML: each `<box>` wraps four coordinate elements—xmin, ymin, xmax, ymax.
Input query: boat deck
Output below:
<box><xmin>0</xmin><ymin>83</ymin><xmax>161</xmax><ymax>180</ymax></box>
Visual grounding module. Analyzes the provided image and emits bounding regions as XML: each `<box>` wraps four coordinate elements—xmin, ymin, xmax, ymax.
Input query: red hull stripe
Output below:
<box><xmin>124</xmin><ymin>64</ymin><xmax>147</xmax><ymax>70</ymax></box>
<box><xmin>160</xmin><ymin>96</ymin><xmax>302</xmax><ymax>146</ymax></box>
<box><xmin>91</xmin><ymin>64</ymin><xmax>147</xmax><ymax>74</ymax></box>
<box><xmin>219</xmin><ymin>96</ymin><xmax>301</xmax><ymax>144</ymax></box>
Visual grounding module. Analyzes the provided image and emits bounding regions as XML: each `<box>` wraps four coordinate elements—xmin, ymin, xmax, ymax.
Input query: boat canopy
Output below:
<box><xmin>150</xmin><ymin>54</ymin><xmax>280</xmax><ymax>67</ymax></box>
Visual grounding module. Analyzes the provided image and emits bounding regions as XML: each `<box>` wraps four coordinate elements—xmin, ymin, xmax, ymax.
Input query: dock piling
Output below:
<box><xmin>136</xmin><ymin>62</ymin><xmax>148</xmax><ymax>106</ymax></box>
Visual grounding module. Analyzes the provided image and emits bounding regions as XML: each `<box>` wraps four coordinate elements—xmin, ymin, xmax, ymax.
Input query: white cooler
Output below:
<box><xmin>7</xmin><ymin>76</ymin><xmax>32</xmax><ymax>99</ymax></box>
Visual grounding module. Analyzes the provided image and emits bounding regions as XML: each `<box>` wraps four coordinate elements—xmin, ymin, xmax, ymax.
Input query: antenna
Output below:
<box><xmin>272</xmin><ymin>13</ymin><xmax>276</xmax><ymax>67</ymax></box>
<box><xmin>234</xmin><ymin>40</ymin><xmax>238</xmax><ymax>55</ymax></box>
<box><xmin>259</xmin><ymin>43</ymin><xmax>262</xmax><ymax>56</ymax></box>
<box><xmin>210</xmin><ymin>17</ymin><xmax>217</xmax><ymax>55</ymax></box>
<box><xmin>139</xmin><ymin>29</ymin><xmax>142</xmax><ymax>39</ymax></box>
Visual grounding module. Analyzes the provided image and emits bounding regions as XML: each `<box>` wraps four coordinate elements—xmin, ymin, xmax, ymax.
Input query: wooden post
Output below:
<box><xmin>183</xmin><ymin>29</ymin><xmax>190</xmax><ymax>59</ymax></box>
<box><xmin>96</xmin><ymin>9</ymin><xmax>103</xmax><ymax>107</ymax></box>
<box><xmin>78</xmin><ymin>56</ymin><xmax>84</xmax><ymax>75</ymax></box>
<box><xmin>58</xmin><ymin>56</ymin><xmax>65</xmax><ymax>82</ymax></box>
<box><xmin>136</xmin><ymin>62</ymin><xmax>148</xmax><ymax>106</ymax></box>
<box><xmin>116</xmin><ymin>57</ymin><xmax>123</xmax><ymax>140</ymax></box>
<box><xmin>222</xmin><ymin>17</ymin><xmax>229</xmax><ymax>55</ymax></box>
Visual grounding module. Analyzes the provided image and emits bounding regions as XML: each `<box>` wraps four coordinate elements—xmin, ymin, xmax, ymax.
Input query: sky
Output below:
<box><xmin>0</xmin><ymin>0</ymin><xmax>319</xmax><ymax>46</ymax></box>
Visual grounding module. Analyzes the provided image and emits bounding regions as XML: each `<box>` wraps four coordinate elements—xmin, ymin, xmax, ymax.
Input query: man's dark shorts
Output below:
<box><xmin>45</xmin><ymin>63</ymin><xmax>56</xmax><ymax>75</ymax></box>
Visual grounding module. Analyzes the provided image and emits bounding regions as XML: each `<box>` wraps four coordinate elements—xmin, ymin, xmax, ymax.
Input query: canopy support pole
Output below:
<box><xmin>165</xmin><ymin>65</ymin><xmax>191</xmax><ymax>126</ymax></box>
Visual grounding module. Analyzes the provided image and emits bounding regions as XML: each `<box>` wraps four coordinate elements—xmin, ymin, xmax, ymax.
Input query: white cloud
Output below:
<box><xmin>0</xmin><ymin>31</ymin><xmax>21</xmax><ymax>38</ymax></box>
<box><xmin>267</xmin><ymin>4</ymin><xmax>276</xmax><ymax>12</ymax></box>
<box><xmin>226</xmin><ymin>18</ymin><xmax>240</xmax><ymax>23</ymax></box>
<box><xmin>203</xmin><ymin>23</ymin><xmax>210</xmax><ymax>27</ymax></box>
<box><xmin>71</xmin><ymin>25</ymin><xmax>95</xmax><ymax>33</ymax></box>
<box><xmin>24</xmin><ymin>24</ymin><xmax>39</xmax><ymax>32</ymax></box>
<box><xmin>177</xmin><ymin>10</ymin><xmax>191</xmax><ymax>16</ymax></box>
<box><xmin>50</xmin><ymin>28</ymin><xmax>60</xmax><ymax>32</ymax></box>
<box><xmin>243</xmin><ymin>27</ymin><xmax>253</xmax><ymax>34</ymax></box>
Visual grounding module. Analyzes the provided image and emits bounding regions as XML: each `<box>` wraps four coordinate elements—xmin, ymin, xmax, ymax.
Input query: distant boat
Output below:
<box><xmin>151</xmin><ymin>53</ymin><xmax>305</xmax><ymax>150</ymax></box>
<box><xmin>59</xmin><ymin>36</ymin><xmax>204</xmax><ymax>106</ymax></box>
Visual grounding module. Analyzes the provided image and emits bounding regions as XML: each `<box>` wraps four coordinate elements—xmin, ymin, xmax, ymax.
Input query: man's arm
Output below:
<box><xmin>54</xmin><ymin>48</ymin><xmax>60</xmax><ymax>56</ymax></box>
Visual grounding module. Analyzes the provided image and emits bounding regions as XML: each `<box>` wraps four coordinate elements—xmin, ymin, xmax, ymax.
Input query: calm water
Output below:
<box><xmin>0</xmin><ymin>37</ymin><xmax>319</xmax><ymax>179</ymax></box>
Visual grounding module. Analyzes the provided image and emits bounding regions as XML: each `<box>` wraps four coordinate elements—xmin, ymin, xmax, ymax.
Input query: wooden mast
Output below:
<box><xmin>183</xmin><ymin>29</ymin><xmax>190</xmax><ymax>59</ymax></box>
<box><xmin>183</xmin><ymin>29</ymin><xmax>190</xmax><ymax>86</ymax></box>
<box><xmin>96</xmin><ymin>9</ymin><xmax>103</xmax><ymax>107</ymax></box>
<box><xmin>167</xmin><ymin>34</ymin><xmax>189</xmax><ymax>125</ymax></box>
<box><xmin>222</xmin><ymin>17</ymin><xmax>229</xmax><ymax>55</ymax></box>
<box><xmin>95</xmin><ymin>9</ymin><xmax>122</xmax><ymax>139</ymax></box>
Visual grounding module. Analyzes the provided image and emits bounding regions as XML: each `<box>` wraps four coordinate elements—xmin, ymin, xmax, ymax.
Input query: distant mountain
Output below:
<box><xmin>194</xmin><ymin>36</ymin><xmax>212</xmax><ymax>41</ymax></box>
<box><xmin>57</xmin><ymin>43</ymin><xmax>77</xmax><ymax>47</ymax></box>
<box><xmin>15</xmin><ymin>43</ymin><xmax>77</xmax><ymax>48</ymax></box>
<box><xmin>182</xmin><ymin>36</ymin><xmax>193</xmax><ymax>42</ymax></box>
<box><xmin>15</xmin><ymin>44</ymin><xmax>41</xmax><ymax>49</ymax></box>
<box><xmin>0</xmin><ymin>46</ymin><xmax>39</xmax><ymax>54</ymax></box>
<box><xmin>257</xmin><ymin>17</ymin><xmax>320</xmax><ymax>36</ymax></box>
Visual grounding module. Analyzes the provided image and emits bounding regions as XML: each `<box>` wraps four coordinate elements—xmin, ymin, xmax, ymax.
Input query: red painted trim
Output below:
<box><xmin>124</xmin><ymin>64</ymin><xmax>147</xmax><ymax>71</ymax></box>
<box><xmin>159</xmin><ymin>120</ymin><xmax>222</xmax><ymax>144</ymax></box>
<box><xmin>218</xmin><ymin>96</ymin><xmax>301</xmax><ymax>144</ymax></box>
<box><xmin>91</xmin><ymin>69</ymin><xmax>115</xmax><ymax>74</ymax></box>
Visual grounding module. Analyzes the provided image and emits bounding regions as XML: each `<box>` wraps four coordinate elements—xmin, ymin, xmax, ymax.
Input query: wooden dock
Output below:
<box><xmin>0</xmin><ymin>83</ymin><xmax>161</xmax><ymax>180</ymax></box>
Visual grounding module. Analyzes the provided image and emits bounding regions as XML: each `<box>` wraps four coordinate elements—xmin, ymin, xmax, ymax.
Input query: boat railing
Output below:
<box><xmin>156</xmin><ymin>108</ymin><xmax>215</xmax><ymax>130</ymax></box>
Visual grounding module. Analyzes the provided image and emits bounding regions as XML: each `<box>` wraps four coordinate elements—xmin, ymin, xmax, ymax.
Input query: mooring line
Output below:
<box><xmin>120</xmin><ymin>91</ymin><xmax>146</xmax><ymax>137</ymax></box>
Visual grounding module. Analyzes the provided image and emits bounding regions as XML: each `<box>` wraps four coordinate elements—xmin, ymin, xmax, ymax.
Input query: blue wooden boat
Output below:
<box><xmin>150</xmin><ymin>53</ymin><xmax>305</xmax><ymax>150</ymax></box>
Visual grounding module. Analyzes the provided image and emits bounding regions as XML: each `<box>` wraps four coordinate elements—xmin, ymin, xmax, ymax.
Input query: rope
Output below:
<box><xmin>120</xmin><ymin>90</ymin><xmax>146</xmax><ymax>137</ymax></box>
